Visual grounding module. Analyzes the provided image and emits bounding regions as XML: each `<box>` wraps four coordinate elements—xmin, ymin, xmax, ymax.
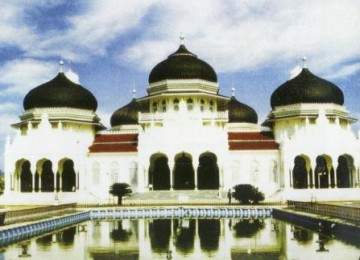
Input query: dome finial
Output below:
<box><xmin>302</xmin><ymin>56</ymin><xmax>307</xmax><ymax>69</ymax></box>
<box><xmin>59</xmin><ymin>58</ymin><xmax>64</xmax><ymax>73</ymax></box>
<box><xmin>179</xmin><ymin>32</ymin><xmax>185</xmax><ymax>45</ymax></box>
<box><xmin>132</xmin><ymin>87</ymin><xmax>136</xmax><ymax>98</ymax></box>
<box><xmin>231</xmin><ymin>87</ymin><xmax>235</xmax><ymax>97</ymax></box>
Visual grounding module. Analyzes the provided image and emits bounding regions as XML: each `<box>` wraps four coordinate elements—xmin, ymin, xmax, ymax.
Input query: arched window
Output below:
<box><xmin>129</xmin><ymin>161</ymin><xmax>138</xmax><ymax>188</ymax></box>
<box><xmin>209</xmin><ymin>101</ymin><xmax>214</xmax><ymax>112</ymax></box>
<box><xmin>173</xmin><ymin>99</ymin><xmax>179</xmax><ymax>112</ymax></box>
<box><xmin>110</xmin><ymin>162</ymin><xmax>119</xmax><ymax>184</ymax></box>
<box><xmin>187</xmin><ymin>99</ymin><xmax>194</xmax><ymax>111</ymax></box>
<box><xmin>200</xmin><ymin>99</ymin><xmax>205</xmax><ymax>112</ymax></box>
<box><xmin>162</xmin><ymin>100</ymin><xmax>167</xmax><ymax>112</ymax></box>
<box><xmin>153</xmin><ymin>102</ymin><xmax>158</xmax><ymax>113</ymax></box>
<box><xmin>270</xmin><ymin>161</ymin><xmax>278</xmax><ymax>183</ymax></box>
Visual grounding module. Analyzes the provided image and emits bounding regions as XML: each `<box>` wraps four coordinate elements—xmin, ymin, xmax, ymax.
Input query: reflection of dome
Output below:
<box><xmin>110</xmin><ymin>99</ymin><xmax>140</xmax><ymax>126</ymax></box>
<box><xmin>228</xmin><ymin>96</ymin><xmax>258</xmax><ymax>124</ymax></box>
<box><xmin>148</xmin><ymin>44</ymin><xmax>217</xmax><ymax>84</ymax></box>
<box><xmin>271</xmin><ymin>68</ymin><xmax>344</xmax><ymax>109</ymax></box>
<box><xmin>23</xmin><ymin>72</ymin><xmax>97</xmax><ymax>111</ymax></box>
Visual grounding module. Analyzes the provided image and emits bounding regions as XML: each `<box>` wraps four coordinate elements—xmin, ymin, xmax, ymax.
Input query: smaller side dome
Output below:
<box><xmin>271</xmin><ymin>68</ymin><xmax>344</xmax><ymax>108</ymax></box>
<box><xmin>23</xmin><ymin>72</ymin><xmax>97</xmax><ymax>111</ymax></box>
<box><xmin>110</xmin><ymin>99</ymin><xmax>140</xmax><ymax>126</ymax></box>
<box><xmin>228</xmin><ymin>96</ymin><xmax>258</xmax><ymax>124</ymax></box>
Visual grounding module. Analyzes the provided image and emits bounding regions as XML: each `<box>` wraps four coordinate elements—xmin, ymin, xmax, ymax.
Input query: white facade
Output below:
<box><xmin>2</xmin><ymin>45</ymin><xmax>360</xmax><ymax>204</ymax></box>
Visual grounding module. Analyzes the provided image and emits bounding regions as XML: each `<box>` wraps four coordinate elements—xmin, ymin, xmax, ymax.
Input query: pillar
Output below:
<box><xmin>333</xmin><ymin>161</ymin><xmax>338</xmax><ymax>188</ymax></box>
<box><xmin>53</xmin><ymin>166</ymin><xmax>58</xmax><ymax>192</ymax></box>
<box><xmin>168</xmin><ymin>158</ymin><xmax>174</xmax><ymax>191</ymax></box>
<box><xmin>311</xmin><ymin>158</ymin><xmax>317</xmax><ymax>189</ymax></box>
<box><xmin>31</xmin><ymin>164</ymin><xmax>36</xmax><ymax>193</ymax></box>
<box><xmin>193</xmin><ymin>159</ymin><xmax>198</xmax><ymax>190</ymax></box>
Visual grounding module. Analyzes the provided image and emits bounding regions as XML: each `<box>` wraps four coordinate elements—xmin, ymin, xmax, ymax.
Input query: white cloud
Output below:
<box><xmin>65</xmin><ymin>68</ymin><xmax>80</xmax><ymax>84</ymax></box>
<box><xmin>326</xmin><ymin>63</ymin><xmax>360</xmax><ymax>79</ymax></box>
<box><xmin>0</xmin><ymin>59</ymin><xmax>58</xmax><ymax>96</ymax></box>
<box><xmin>0</xmin><ymin>102</ymin><xmax>19</xmax><ymax>136</ymax></box>
<box><xmin>120</xmin><ymin>0</ymin><xmax>360</xmax><ymax>75</ymax></box>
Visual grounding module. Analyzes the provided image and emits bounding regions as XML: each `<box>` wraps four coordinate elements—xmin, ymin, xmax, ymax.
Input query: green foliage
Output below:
<box><xmin>232</xmin><ymin>184</ymin><xmax>265</xmax><ymax>205</ymax></box>
<box><xmin>0</xmin><ymin>176</ymin><xmax>4</xmax><ymax>195</ymax></box>
<box><xmin>109</xmin><ymin>183</ymin><xmax>132</xmax><ymax>205</ymax></box>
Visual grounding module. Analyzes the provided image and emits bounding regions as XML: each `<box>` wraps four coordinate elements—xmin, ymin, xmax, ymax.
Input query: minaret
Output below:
<box><xmin>59</xmin><ymin>59</ymin><xmax>64</xmax><ymax>73</ymax></box>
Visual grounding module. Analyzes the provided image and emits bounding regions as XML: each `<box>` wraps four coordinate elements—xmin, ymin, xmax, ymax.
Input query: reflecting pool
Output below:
<box><xmin>1</xmin><ymin>218</ymin><xmax>359</xmax><ymax>259</ymax></box>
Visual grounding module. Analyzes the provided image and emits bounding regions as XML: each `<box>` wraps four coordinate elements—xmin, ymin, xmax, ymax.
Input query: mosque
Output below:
<box><xmin>2</xmin><ymin>42</ymin><xmax>360</xmax><ymax>204</ymax></box>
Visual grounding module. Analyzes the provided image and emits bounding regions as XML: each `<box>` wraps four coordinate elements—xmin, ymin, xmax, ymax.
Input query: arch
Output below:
<box><xmin>129</xmin><ymin>161</ymin><xmax>138</xmax><ymax>188</ymax></box>
<box><xmin>293</xmin><ymin>155</ymin><xmax>310</xmax><ymax>189</ymax></box>
<box><xmin>315</xmin><ymin>155</ymin><xmax>334</xmax><ymax>189</ymax></box>
<box><xmin>15</xmin><ymin>159</ymin><xmax>32</xmax><ymax>192</ymax></box>
<box><xmin>173</xmin><ymin>99</ymin><xmax>179</xmax><ymax>112</ymax></box>
<box><xmin>92</xmin><ymin>162</ymin><xmax>100</xmax><ymax>185</ymax></box>
<box><xmin>149</xmin><ymin>153</ymin><xmax>170</xmax><ymax>190</ymax></box>
<box><xmin>37</xmin><ymin>159</ymin><xmax>54</xmax><ymax>192</ymax></box>
<box><xmin>110</xmin><ymin>161</ymin><xmax>119</xmax><ymax>184</ymax></box>
<box><xmin>187</xmin><ymin>98</ymin><xmax>194</xmax><ymax>111</ymax></box>
<box><xmin>197</xmin><ymin>152</ymin><xmax>219</xmax><ymax>190</ymax></box>
<box><xmin>337</xmin><ymin>154</ymin><xmax>354</xmax><ymax>188</ymax></box>
<box><xmin>174</xmin><ymin>152</ymin><xmax>195</xmax><ymax>190</ymax></box>
<box><xmin>60</xmin><ymin>159</ymin><xmax>76</xmax><ymax>192</ymax></box>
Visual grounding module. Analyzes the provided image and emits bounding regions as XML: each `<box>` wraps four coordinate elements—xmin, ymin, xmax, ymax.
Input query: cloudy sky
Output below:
<box><xmin>0</xmin><ymin>0</ymin><xmax>359</xmax><ymax>170</ymax></box>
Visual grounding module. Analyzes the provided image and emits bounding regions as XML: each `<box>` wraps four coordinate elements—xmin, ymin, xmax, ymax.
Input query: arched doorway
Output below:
<box><xmin>336</xmin><ymin>155</ymin><xmax>354</xmax><ymax>188</ymax></box>
<box><xmin>41</xmin><ymin>160</ymin><xmax>54</xmax><ymax>192</ymax></box>
<box><xmin>315</xmin><ymin>155</ymin><xmax>334</xmax><ymax>188</ymax></box>
<box><xmin>149</xmin><ymin>154</ymin><xmax>170</xmax><ymax>190</ymax></box>
<box><xmin>62</xmin><ymin>159</ymin><xmax>76</xmax><ymax>192</ymax></box>
<box><xmin>197</xmin><ymin>153</ymin><xmax>219</xmax><ymax>190</ymax></box>
<box><xmin>174</xmin><ymin>153</ymin><xmax>195</xmax><ymax>190</ymax></box>
<box><xmin>293</xmin><ymin>156</ymin><xmax>309</xmax><ymax>189</ymax></box>
<box><xmin>20</xmin><ymin>160</ymin><xmax>32</xmax><ymax>192</ymax></box>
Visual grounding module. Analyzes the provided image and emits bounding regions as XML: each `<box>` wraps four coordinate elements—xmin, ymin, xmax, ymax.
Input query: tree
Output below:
<box><xmin>0</xmin><ymin>176</ymin><xmax>4</xmax><ymax>196</ymax></box>
<box><xmin>109</xmin><ymin>183</ymin><xmax>132</xmax><ymax>205</ymax></box>
<box><xmin>232</xmin><ymin>184</ymin><xmax>265</xmax><ymax>205</ymax></box>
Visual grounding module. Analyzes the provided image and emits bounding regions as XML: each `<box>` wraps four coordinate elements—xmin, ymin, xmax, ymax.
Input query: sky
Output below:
<box><xmin>0</xmin><ymin>0</ymin><xmax>359</xmax><ymax>171</ymax></box>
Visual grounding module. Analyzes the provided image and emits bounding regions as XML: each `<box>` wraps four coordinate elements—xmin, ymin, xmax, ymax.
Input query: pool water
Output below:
<box><xmin>1</xmin><ymin>218</ymin><xmax>359</xmax><ymax>259</ymax></box>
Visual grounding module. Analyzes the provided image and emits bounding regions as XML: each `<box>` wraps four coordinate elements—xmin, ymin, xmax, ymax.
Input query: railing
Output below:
<box><xmin>0</xmin><ymin>203</ymin><xmax>77</xmax><ymax>225</ymax></box>
<box><xmin>287</xmin><ymin>200</ymin><xmax>360</xmax><ymax>224</ymax></box>
<box><xmin>138</xmin><ymin>111</ymin><xmax>228</xmax><ymax>122</ymax></box>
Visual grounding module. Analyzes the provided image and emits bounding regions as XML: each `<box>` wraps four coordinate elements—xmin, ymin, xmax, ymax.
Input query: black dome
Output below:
<box><xmin>23</xmin><ymin>73</ymin><xmax>97</xmax><ymax>111</ymax></box>
<box><xmin>110</xmin><ymin>99</ymin><xmax>140</xmax><ymax>126</ymax></box>
<box><xmin>228</xmin><ymin>96</ymin><xmax>258</xmax><ymax>124</ymax></box>
<box><xmin>271</xmin><ymin>68</ymin><xmax>344</xmax><ymax>109</ymax></box>
<box><xmin>148</xmin><ymin>44</ymin><xmax>217</xmax><ymax>84</ymax></box>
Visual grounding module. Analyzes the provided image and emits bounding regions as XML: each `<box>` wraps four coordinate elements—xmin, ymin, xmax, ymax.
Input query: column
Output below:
<box><xmin>168</xmin><ymin>158</ymin><xmax>174</xmax><ymax>191</ymax></box>
<box><xmin>58</xmin><ymin>170</ymin><xmax>63</xmax><ymax>192</ymax></box>
<box><xmin>327</xmin><ymin>163</ymin><xmax>332</xmax><ymax>189</ymax></box>
<box><xmin>53</xmin><ymin>166</ymin><xmax>58</xmax><ymax>192</ymax></box>
<box><xmin>311</xmin><ymin>158</ymin><xmax>317</xmax><ymax>189</ymax></box>
<box><xmin>193</xmin><ymin>159</ymin><xmax>198</xmax><ymax>190</ymax></box>
<box><xmin>31</xmin><ymin>164</ymin><xmax>36</xmax><ymax>193</ymax></box>
<box><xmin>333</xmin><ymin>161</ymin><xmax>338</xmax><ymax>188</ymax></box>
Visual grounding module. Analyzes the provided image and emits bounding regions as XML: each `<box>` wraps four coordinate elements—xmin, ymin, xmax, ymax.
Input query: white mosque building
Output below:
<box><xmin>2</xmin><ymin>43</ymin><xmax>360</xmax><ymax>204</ymax></box>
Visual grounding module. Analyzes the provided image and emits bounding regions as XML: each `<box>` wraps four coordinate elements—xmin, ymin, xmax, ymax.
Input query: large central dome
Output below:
<box><xmin>148</xmin><ymin>44</ymin><xmax>217</xmax><ymax>84</ymax></box>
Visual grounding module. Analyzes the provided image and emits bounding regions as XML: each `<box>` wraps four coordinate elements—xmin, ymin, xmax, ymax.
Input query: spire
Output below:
<box><xmin>231</xmin><ymin>87</ymin><xmax>235</xmax><ymax>97</ymax></box>
<box><xmin>59</xmin><ymin>59</ymin><xmax>64</xmax><ymax>73</ymax></box>
<box><xmin>132</xmin><ymin>88</ymin><xmax>136</xmax><ymax>99</ymax></box>
<box><xmin>302</xmin><ymin>56</ymin><xmax>308</xmax><ymax>69</ymax></box>
<box><xmin>179</xmin><ymin>32</ymin><xmax>185</xmax><ymax>45</ymax></box>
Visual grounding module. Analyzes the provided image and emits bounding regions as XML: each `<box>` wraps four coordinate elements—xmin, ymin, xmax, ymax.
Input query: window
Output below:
<box><xmin>200</xmin><ymin>99</ymin><xmax>205</xmax><ymax>111</ymax></box>
<box><xmin>174</xmin><ymin>99</ymin><xmax>179</xmax><ymax>111</ymax></box>
<box><xmin>187</xmin><ymin>98</ymin><xmax>194</xmax><ymax>111</ymax></box>
<box><xmin>162</xmin><ymin>100</ymin><xmax>167</xmax><ymax>112</ymax></box>
<box><xmin>209</xmin><ymin>100</ymin><xmax>214</xmax><ymax>112</ymax></box>
<box><xmin>153</xmin><ymin>102</ymin><xmax>158</xmax><ymax>113</ymax></box>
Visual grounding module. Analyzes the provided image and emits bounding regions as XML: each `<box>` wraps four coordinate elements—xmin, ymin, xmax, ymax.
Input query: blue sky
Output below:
<box><xmin>0</xmin><ymin>0</ymin><xmax>359</xmax><ymax>170</ymax></box>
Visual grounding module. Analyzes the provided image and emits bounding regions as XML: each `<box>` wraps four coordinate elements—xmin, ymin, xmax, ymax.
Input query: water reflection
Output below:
<box><xmin>1</xmin><ymin>218</ymin><xmax>359</xmax><ymax>259</ymax></box>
